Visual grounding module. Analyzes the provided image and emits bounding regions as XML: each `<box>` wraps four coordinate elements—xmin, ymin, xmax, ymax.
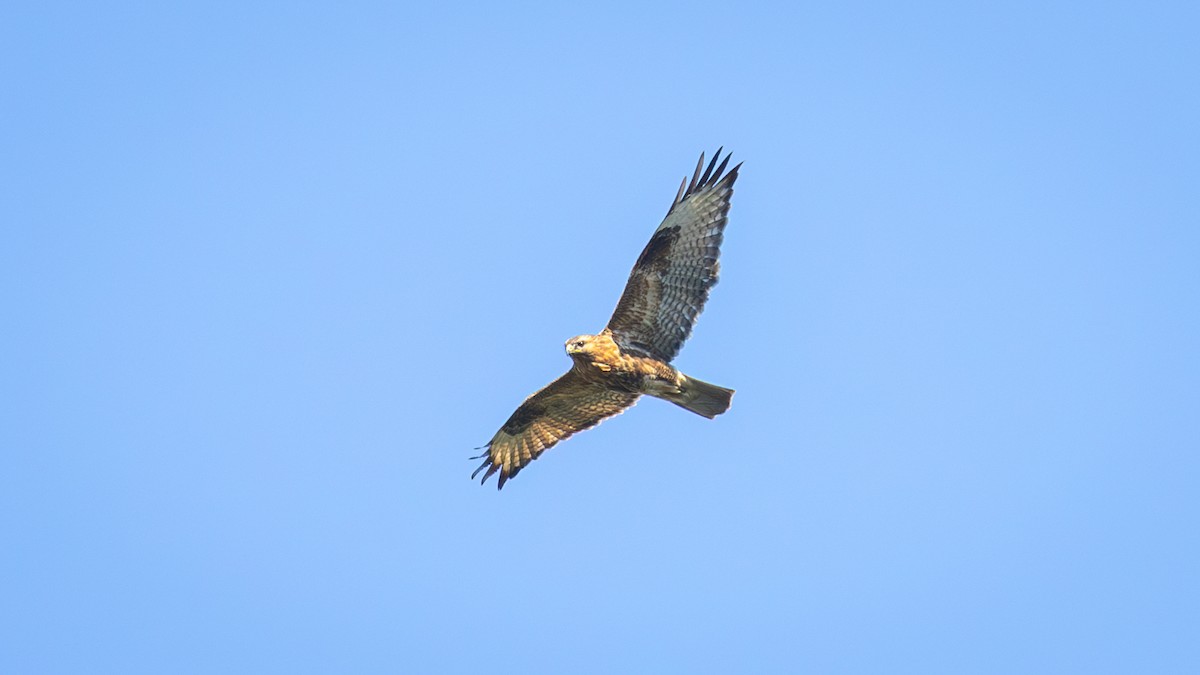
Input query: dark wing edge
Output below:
<box><xmin>665</xmin><ymin>147</ymin><xmax>741</xmax><ymax>220</ymax></box>
<box><xmin>605</xmin><ymin>148</ymin><xmax>741</xmax><ymax>362</ymax></box>
<box><xmin>471</xmin><ymin>370</ymin><xmax>639</xmax><ymax>490</ymax></box>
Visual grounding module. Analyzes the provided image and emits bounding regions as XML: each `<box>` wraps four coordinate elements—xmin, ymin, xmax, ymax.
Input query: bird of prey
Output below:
<box><xmin>472</xmin><ymin>149</ymin><xmax>741</xmax><ymax>489</ymax></box>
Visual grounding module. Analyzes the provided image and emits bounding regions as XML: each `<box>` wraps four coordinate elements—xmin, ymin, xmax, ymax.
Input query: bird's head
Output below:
<box><xmin>565</xmin><ymin>335</ymin><xmax>595</xmax><ymax>357</ymax></box>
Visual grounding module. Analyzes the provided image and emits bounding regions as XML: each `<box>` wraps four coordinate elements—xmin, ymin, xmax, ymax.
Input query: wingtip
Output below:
<box><xmin>720</xmin><ymin>160</ymin><xmax>743</xmax><ymax>187</ymax></box>
<box><xmin>687</xmin><ymin>152</ymin><xmax>705</xmax><ymax>194</ymax></box>
<box><xmin>664</xmin><ymin>148</ymin><xmax>739</xmax><ymax>216</ymax></box>
<box><xmin>471</xmin><ymin>446</ymin><xmax>503</xmax><ymax>485</ymax></box>
<box><xmin>698</xmin><ymin>150</ymin><xmax>722</xmax><ymax>186</ymax></box>
<box><xmin>469</xmin><ymin>441</ymin><xmax>492</xmax><ymax>461</ymax></box>
<box><xmin>667</xmin><ymin>175</ymin><xmax>688</xmax><ymax>216</ymax></box>
<box><xmin>470</xmin><ymin>459</ymin><xmax>489</xmax><ymax>481</ymax></box>
<box><xmin>689</xmin><ymin>149</ymin><xmax>737</xmax><ymax>193</ymax></box>
<box><xmin>712</xmin><ymin>153</ymin><xmax>732</xmax><ymax>182</ymax></box>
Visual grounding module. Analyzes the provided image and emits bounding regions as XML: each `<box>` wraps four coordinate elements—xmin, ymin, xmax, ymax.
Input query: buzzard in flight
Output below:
<box><xmin>473</xmin><ymin>149</ymin><xmax>741</xmax><ymax>489</ymax></box>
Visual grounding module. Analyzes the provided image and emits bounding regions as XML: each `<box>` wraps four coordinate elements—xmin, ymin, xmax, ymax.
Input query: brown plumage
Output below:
<box><xmin>473</xmin><ymin>149</ymin><xmax>741</xmax><ymax>489</ymax></box>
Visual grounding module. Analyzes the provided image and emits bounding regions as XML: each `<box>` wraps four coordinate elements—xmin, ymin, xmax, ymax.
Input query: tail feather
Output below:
<box><xmin>667</xmin><ymin>375</ymin><xmax>734</xmax><ymax>419</ymax></box>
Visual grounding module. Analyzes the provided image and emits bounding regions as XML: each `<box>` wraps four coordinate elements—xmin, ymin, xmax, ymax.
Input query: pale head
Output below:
<box><xmin>565</xmin><ymin>334</ymin><xmax>595</xmax><ymax>356</ymax></box>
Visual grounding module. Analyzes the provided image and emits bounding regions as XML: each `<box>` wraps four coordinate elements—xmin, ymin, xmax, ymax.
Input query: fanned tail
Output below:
<box><xmin>665</xmin><ymin>375</ymin><xmax>734</xmax><ymax>419</ymax></box>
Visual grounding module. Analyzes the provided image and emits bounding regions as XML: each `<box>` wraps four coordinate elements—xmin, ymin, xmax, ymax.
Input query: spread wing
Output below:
<box><xmin>606</xmin><ymin>149</ymin><xmax>741</xmax><ymax>362</ymax></box>
<box><xmin>472</xmin><ymin>370</ymin><xmax>640</xmax><ymax>489</ymax></box>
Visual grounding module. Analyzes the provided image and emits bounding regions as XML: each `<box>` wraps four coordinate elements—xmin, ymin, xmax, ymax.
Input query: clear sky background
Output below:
<box><xmin>3</xmin><ymin>2</ymin><xmax>1198</xmax><ymax>673</ymax></box>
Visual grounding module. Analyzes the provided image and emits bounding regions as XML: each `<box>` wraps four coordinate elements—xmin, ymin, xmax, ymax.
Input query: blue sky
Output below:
<box><xmin>2</xmin><ymin>2</ymin><xmax>1198</xmax><ymax>673</ymax></box>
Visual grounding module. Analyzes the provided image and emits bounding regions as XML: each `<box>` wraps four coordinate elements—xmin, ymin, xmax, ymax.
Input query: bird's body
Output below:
<box><xmin>473</xmin><ymin>149</ymin><xmax>741</xmax><ymax>488</ymax></box>
<box><xmin>567</xmin><ymin>330</ymin><xmax>664</xmax><ymax>392</ymax></box>
<box><xmin>566</xmin><ymin>330</ymin><xmax>732</xmax><ymax>417</ymax></box>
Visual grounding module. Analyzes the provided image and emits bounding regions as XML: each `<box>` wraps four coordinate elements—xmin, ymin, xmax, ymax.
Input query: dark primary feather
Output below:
<box><xmin>606</xmin><ymin>149</ymin><xmax>741</xmax><ymax>362</ymax></box>
<box><xmin>472</xmin><ymin>370</ymin><xmax>640</xmax><ymax>489</ymax></box>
